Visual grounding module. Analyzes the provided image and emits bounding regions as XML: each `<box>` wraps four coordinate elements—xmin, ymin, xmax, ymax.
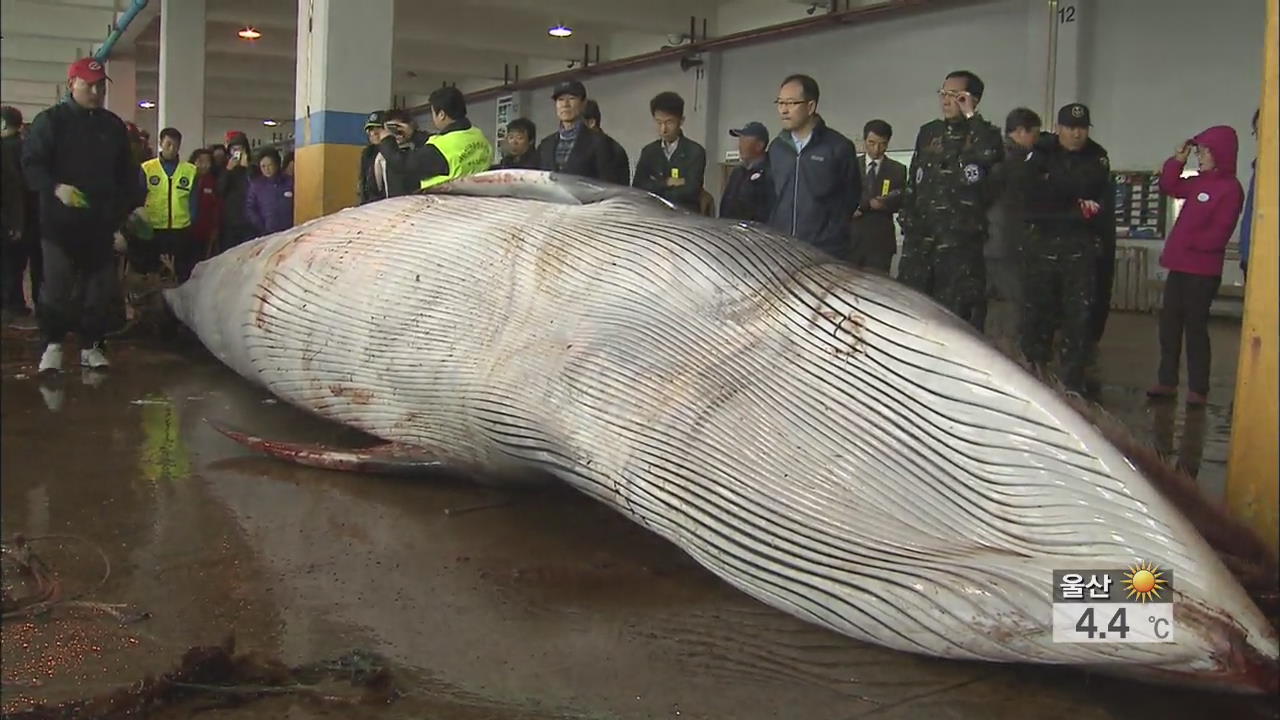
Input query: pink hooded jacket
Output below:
<box><xmin>1158</xmin><ymin>125</ymin><xmax>1245</xmax><ymax>276</ymax></box>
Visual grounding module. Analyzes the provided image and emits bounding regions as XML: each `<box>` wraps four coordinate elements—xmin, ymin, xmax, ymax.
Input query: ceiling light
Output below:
<box><xmin>548</xmin><ymin>24</ymin><xmax>572</xmax><ymax>38</ymax></box>
<box><xmin>262</xmin><ymin>119</ymin><xmax>279</xmax><ymax>127</ymax></box>
<box><xmin>137</xmin><ymin>100</ymin><xmax>155</xmax><ymax>109</ymax></box>
<box><xmin>237</xmin><ymin>26</ymin><xmax>262</xmax><ymax>40</ymax></box>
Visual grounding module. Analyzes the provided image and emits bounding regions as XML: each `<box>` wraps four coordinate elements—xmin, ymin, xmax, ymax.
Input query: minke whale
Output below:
<box><xmin>163</xmin><ymin>169</ymin><xmax>1278</xmax><ymax>693</ymax></box>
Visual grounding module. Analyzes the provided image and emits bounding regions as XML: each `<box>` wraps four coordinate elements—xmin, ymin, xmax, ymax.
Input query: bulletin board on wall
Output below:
<box><xmin>1113</xmin><ymin>170</ymin><xmax>1167</xmax><ymax>239</ymax></box>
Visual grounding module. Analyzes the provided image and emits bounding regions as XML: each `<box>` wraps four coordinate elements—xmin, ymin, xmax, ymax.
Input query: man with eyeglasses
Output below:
<box><xmin>897</xmin><ymin>70</ymin><xmax>1004</xmax><ymax>331</ymax></box>
<box><xmin>766</xmin><ymin>74</ymin><xmax>860</xmax><ymax>260</ymax></box>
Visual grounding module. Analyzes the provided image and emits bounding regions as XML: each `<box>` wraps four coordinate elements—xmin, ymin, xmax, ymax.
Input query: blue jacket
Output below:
<box><xmin>766</xmin><ymin>116</ymin><xmax>861</xmax><ymax>259</ymax></box>
<box><xmin>245</xmin><ymin>173</ymin><xmax>294</xmax><ymax>236</ymax></box>
<box><xmin>1240</xmin><ymin>159</ymin><xmax>1256</xmax><ymax>271</ymax></box>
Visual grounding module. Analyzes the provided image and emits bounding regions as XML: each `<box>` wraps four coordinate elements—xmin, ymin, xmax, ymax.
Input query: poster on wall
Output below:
<box><xmin>495</xmin><ymin>95</ymin><xmax>518</xmax><ymax>163</ymax></box>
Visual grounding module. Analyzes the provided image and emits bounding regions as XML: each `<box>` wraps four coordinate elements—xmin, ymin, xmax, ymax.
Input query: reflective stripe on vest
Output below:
<box><xmin>142</xmin><ymin>158</ymin><xmax>197</xmax><ymax>229</ymax></box>
<box><xmin>420</xmin><ymin>126</ymin><xmax>492</xmax><ymax>189</ymax></box>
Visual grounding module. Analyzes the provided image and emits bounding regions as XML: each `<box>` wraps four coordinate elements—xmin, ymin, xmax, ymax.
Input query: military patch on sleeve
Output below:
<box><xmin>915</xmin><ymin>167</ymin><xmax>924</xmax><ymax>184</ymax></box>
<box><xmin>962</xmin><ymin>163</ymin><xmax>982</xmax><ymax>184</ymax></box>
<box><xmin>1100</xmin><ymin>155</ymin><xmax>1110</xmax><ymax>169</ymax></box>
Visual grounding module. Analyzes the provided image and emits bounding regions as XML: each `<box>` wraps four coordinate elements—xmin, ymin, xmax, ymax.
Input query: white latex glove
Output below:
<box><xmin>54</xmin><ymin>184</ymin><xmax>83</xmax><ymax>207</ymax></box>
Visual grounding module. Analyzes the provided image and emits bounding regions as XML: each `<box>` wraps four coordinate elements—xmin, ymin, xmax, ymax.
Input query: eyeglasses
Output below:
<box><xmin>774</xmin><ymin>99</ymin><xmax>810</xmax><ymax>107</ymax></box>
<box><xmin>937</xmin><ymin>89</ymin><xmax>962</xmax><ymax>99</ymax></box>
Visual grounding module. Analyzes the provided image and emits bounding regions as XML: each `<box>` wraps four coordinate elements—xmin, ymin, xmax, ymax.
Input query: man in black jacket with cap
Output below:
<box><xmin>537</xmin><ymin>80</ymin><xmax>612</xmax><ymax>181</ymax></box>
<box><xmin>359</xmin><ymin>109</ymin><xmax>386</xmax><ymax>204</ymax></box>
<box><xmin>1020</xmin><ymin>102</ymin><xmax>1112</xmax><ymax>393</ymax></box>
<box><xmin>719</xmin><ymin>121</ymin><xmax>772</xmax><ymax>223</ymax></box>
<box><xmin>23</xmin><ymin>57</ymin><xmax>143</xmax><ymax>373</ymax></box>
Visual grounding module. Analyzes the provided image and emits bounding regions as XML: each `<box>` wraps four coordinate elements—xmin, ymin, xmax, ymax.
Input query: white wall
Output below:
<box><xmin>715</xmin><ymin>0</ymin><xmax>1033</xmax><ymax>164</ymax></box>
<box><xmin>313</xmin><ymin>0</ymin><xmax>1268</xmax><ymax>208</ymax></box>
<box><xmin>1083</xmin><ymin>0</ymin><xmax>1263</xmax><ymax>171</ymax></box>
<box><xmin>711</xmin><ymin>0</ymin><xmax>1265</xmax><ymax>172</ymax></box>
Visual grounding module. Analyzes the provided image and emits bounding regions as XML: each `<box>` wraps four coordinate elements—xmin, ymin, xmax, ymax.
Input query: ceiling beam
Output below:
<box><xmin>204</xmin><ymin>3</ymin><xmax>297</xmax><ymax>31</ymax></box>
<box><xmin>136</xmin><ymin>52</ymin><xmax>296</xmax><ymax>80</ymax></box>
<box><xmin>0</xmin><ymin>60</ymin><xmax>73</xmax><ymax>84</ymax></box>
<box><xmin>35</xmin><ymin>0</ymin><xmax>117</xmax><ymax>9</ymax></box>
<box><xmin>0</xmin><ymin>35</ymin><xmax>84</xmax><ymax>63</ymax></box>
<box><xmin>1</xmin><ymin>0</ymin><xmax>115</xmax><ymax>42</ymax></box>
<box><xmin>136</xmin><ymin>23</ymin><xmax>297</xmax><ymax>59</ymax></box>
<box><xmin>95</xmin><ymin>2</ymin><xmax>161</xmax><ymax>54</ymax></box>
<box><xmin>1</xmin><ymin>79</ymin><xmax>65</xmax><ymax>104</ymax></box>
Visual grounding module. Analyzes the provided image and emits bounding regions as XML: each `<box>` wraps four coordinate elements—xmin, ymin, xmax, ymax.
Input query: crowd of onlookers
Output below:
<box><xmin>0</xmin><ymin>57</ymin><xmax>1262</xmax><ymax>405</ymax></box>
<box><xmin>356</xmin><ymin>72</ymin><xmax>1258</xmax><ymax>404</ymax></box>
<box><xmin>1</xmin><ymin>58</ymin><xmax>299</xmax><ymax>372</ymax></box>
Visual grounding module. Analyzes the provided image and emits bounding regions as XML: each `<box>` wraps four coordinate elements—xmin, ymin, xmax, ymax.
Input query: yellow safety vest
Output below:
<box><xmin>420</xmin><ymin>126</ymin><xmax>492</xmax><ymax>189</ymax></box>
<box><xmin>142</xmin><ymin>157</ymin><xmax>197</xmax><ymax>230</ymax></box>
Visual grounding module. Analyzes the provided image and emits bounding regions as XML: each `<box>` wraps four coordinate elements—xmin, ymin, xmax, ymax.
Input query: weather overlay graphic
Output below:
<box><xmin>1052</xmin><ymin>562</ymin><xmax>1175</xmax><ymax>643</ymax></box>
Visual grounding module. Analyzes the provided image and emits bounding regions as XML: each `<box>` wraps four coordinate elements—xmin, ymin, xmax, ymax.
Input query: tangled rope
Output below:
<box><xmin>1</xmin><ymin>534</ymin><xmax>142</xmax><ymax>624</ymax></box>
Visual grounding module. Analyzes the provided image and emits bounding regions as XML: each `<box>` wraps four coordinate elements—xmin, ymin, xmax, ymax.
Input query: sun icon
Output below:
<box><xmin>1123</xmin><ymin>561</ymin><xmax>1168</xmax><ymax>603</ymax></box>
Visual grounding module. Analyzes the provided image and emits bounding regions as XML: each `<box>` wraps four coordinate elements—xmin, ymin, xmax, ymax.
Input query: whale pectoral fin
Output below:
<box><xmin>207</xmin><ymin>420</ymin><xmax>470</xmax><ymax>477</ymax></box>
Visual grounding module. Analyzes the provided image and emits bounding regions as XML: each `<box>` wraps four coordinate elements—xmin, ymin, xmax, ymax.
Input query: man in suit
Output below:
<box><xmin>632</xmin><ymin>91</ymin><xmax>707</xmax><ymax>212</ymax></box>
<box><xmin>537</xmin><ymin>80</ymin><xmax>612</xmax><ymax>181</ymax></box>
<box><xmin>850</xmin><ymin>119</ymin><xmax>907</xmax><ymax>273</ymax></box>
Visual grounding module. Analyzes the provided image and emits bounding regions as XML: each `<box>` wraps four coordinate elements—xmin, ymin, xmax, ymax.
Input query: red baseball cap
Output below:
<box><xmin>67</xmin><ymin>57</ymin><xmax>109</xmax><ymax>83</ymax></box>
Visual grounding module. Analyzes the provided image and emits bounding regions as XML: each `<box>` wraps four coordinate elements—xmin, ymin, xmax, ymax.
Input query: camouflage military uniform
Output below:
<box><xmin>897</xmin><ymin>113</ymin><xmax>1004</xmax><ymax>330</ymax></box>
<box><xmin>1020</xmin><ymin>133</ymin><xmax>1111</xmax><ymax>392</ymax></box>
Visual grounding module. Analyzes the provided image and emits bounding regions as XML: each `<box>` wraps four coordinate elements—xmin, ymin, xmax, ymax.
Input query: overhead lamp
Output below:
<box><xmin>262</xmin><ymin>119</ymin><xmax>279</xmax><ymax>127</ymax></box>
<box><xmin>548</xmin><ymin>23</ymin><xmax>572</xmax><ymax>38</ymax></box>
<box><xmin>237</xmin><ymin>26</ymin><xmax>262</xmax><ymax>40</ymax></box>
<box><xmin>137</xmin><ymin>100</ymin><xmax>156</xmax><ymax>109</ymax></box>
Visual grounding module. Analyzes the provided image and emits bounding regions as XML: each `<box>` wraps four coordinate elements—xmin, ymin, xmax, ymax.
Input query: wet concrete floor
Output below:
<box><xmin>0</xmin><ymin>309</ymin><xmax>1273</xmax><ymax>719</ymax></box>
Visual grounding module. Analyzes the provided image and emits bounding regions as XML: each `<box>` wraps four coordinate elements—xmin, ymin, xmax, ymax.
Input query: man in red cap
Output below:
<box><xmin>21</xmin><ymin>56</ymin><xmax>143</xmax><ymax>374</ymax></box>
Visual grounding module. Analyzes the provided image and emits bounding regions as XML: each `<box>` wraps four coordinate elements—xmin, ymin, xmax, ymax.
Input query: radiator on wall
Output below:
<box><xmin>1111</xmin><ymin>245</ymin><xmax>1157</xmax><ymax>311</ymax></box>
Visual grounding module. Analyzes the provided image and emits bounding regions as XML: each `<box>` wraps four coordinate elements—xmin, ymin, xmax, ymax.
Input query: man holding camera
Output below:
<box><xmin>378</xmin><ymin>88</ymin><xmax>489</xmax><ymax>191</ymax></box>
<box><xmin>372</xmin><ymin>109</ymin><xmax>431</xmax><ymax>198</ymax></box>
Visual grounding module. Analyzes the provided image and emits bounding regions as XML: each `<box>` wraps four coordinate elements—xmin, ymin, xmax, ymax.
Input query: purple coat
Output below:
<box><xmin>245</xmin><ymin>173</ymin><xmax>294</xmax><ymax>235</ymax></box>
<box><xmin>1158</xmin><ymin>126</ymin><xmax>1244</xmax><ymax>277</ymax></box>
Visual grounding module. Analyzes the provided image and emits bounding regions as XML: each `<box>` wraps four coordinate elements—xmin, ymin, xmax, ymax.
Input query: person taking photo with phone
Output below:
<box><xmin>1147</xmin><ymin>127</ymin><xmax>1245</xmax><ymax>406</ymax></box>
<box><xmin>216</xmin><ymin>131</ymin><xmax>256</xmax><ymax>253</ymax></box>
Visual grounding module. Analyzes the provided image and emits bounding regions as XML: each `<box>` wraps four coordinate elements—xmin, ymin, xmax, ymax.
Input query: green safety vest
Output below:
<box><xmin>420</xmin><ymin>126</ymin><xmax>492</xmax><ymax>189</ymax></box>
<box><xmin>141</xmin><ymin>157</ymin><xmax>197</xmax><ymax>230</ymax></box>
